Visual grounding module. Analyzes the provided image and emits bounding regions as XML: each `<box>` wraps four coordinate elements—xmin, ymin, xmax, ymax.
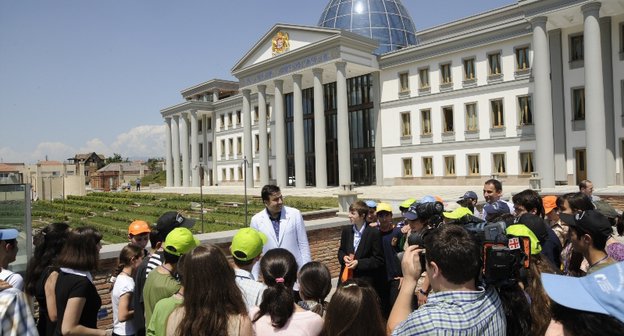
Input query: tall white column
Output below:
<box><xmin>258</xmin><ymin>85</ymin><xmax>270</xmax><ymax>186</ymax></box>
<box><xmin>582</xmin><ymin>2</ymin><xmax>607</xmax><ymax>188</ymax></box>
<box><xmin>274</xmin><ymin>79</ymin><xmax>287</xmax><ymax>187</ymax></box>
<box><xmin>172</xmin><ymin>115</ymin><xmax>181</xmax><ymax>187</ymax></box>
<box><xmin>312</xmin><ymin>68</ymin><xmax>327</xmax><ymax>188</ymax></box>
<box><xmin>336</xmin><ymin>62</ymin><xmax>351</xmax><ymax>186</ymax></box>
<box><xmin>243</xmin><ymin>89</ymin><xmax>254</xmax><ymax>188</ymax></box>
<box><xmin>292</xmin><ymin>74</ymin><xmax>306</xmax><ymax>188</ymax></box>
<box><xmin>165</xmin><ymin>117</ymin><xmax>173</xmax><ymax>187</ymax></box>
<box><xmin>211</xmin><ymin>114</ymin><xmax>217</xmax><ymax>186</ymax></box>
<box><xmin>190</xmin><ymin>110</ymin><xmax>199</xmax><ymax>187</ymax></box>
<box><xmin>531</xmin><ymin>16</ymin><xmax>555</xmax><ymax>188</ymax></box>
<box><xmin>179</xmin><ymin>114</ymin><xmax>190</xmax><ymax>187</ymax></box>
<box><xmin>212</xmin><ymin>89</ymin><xmax>219</xmax><ymax>102</ymax></box>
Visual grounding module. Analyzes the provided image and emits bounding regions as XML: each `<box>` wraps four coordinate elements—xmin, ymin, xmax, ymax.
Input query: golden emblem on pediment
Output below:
<box><xmin>272</xmin><ymin>31</ymin><xmax>290</xmax><ymax>56</ymax></box>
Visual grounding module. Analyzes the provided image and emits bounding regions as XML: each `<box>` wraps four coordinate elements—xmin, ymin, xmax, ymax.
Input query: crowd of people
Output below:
<box><xmin>1</xmin><ymin>181</ymin><xmax>624</xmax><ymax>335</ymax></box>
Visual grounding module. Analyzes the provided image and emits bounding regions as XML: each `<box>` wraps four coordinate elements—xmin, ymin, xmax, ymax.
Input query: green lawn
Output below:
<box><xmin>31</xmin><ymin>192</ymin><xmax>337</xmax><ymax>244</ymax></box>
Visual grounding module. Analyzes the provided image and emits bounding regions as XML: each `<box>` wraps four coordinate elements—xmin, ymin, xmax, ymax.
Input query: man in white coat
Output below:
<box><xmin>250</xmin><ymin>184</ymin><xmax>311</xmax><ymax>283</ymax></box>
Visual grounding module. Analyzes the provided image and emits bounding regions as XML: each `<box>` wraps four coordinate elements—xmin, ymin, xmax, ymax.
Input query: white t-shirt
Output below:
<box><xmin>250</xmin><ymin>306</ymin><xmax>323</xmax><ymax>336</ymax></box>
<box><xmin>0</xmin><ymin>268</ymin><xmax>24</xmax><ymax>291</ymax></box>
<box><xmin>112</xmin><ymin>273</ymin><xmax>135</xmax><ymax>335</ymax></box>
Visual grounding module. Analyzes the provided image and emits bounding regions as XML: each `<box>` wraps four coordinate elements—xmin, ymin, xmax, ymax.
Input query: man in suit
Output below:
<box><xmin>250</xmin><ymin>184</ymin><xmax>311</xmax><ymax>280</ymax></box>
<box><xmin>337</xmin><ymin>200</ymin><xmax>385</xmax><ymax>297</ymax></box>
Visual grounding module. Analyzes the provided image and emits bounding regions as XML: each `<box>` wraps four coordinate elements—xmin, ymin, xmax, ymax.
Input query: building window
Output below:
<box><xmin>465</xmin><ymin>103</ymin><xmax>478</xmax><ymax>131</ymax></box>
<box><xmin>254</xmin><ymin>106</ymin><xmax>259</xmax><ymax>122</ymax></box>
<box><xmin>220</xmin><ymin>114</ymin><xmax>225</xmax><ymax>130</ymax></box>
<box><xmin>467</xmin><ymin>154</ymin><xmax>480</xmax><ymax>175</ymax></box>
<box><xmin>573</xmin><ymin>88</ymin><xmax>585</xmax><ymax>120</ymax></box>
<box><xmin>207</xmin><ymin>117</ymin><xmax>212</xmax><ymax>130</ymax></box>
<box><xmin>570</xmin><ymin>34</ymin><xmax>584</xmax><ymax>62</ymax></box>
<box><xmin>208</xmin><ymin>141</ymin><xmax>212</xmax><ymax>158</ymax></box>
<box><xmin>491</xmin><ymin>99</ymin><xmax>504</xmax><ymax>128</ymax></box>
<box><xmin>239</xmin><ymin>167</ymin><xmax>244</xmax><ymax>181</ymax></box>
<box><xmin>402</xmin><ymin>158</ymin><xmax>413</xmax><ymax>177</ymax></box>
<box><xmin>463</xmin><ymin>58</ymin><xmax>475</xmax><ymax>80</ymax></box>
<box><xmin>493</xmin><ymin>153</ymin><xmax>506</xmax><ymax>174</ymax></box>
<box><xmin>515</xmin><ymin>46</ymin><xmax>530</xmax><ymax>70</ymax></box>
<box><xmin>488</xmin><ymin>52</ymin><xmax>502</xmax><ymax>75</ymax></box>
<box><xmin>520</xmin><ymin>152</ymin><xmax>534</xmax><ymax>175</ymax></box>
<box><xmin>421</xmin><ymin>109</ymin><xmax>432</xmax><ymax>135</ymax></box>
<box><xmin>198</xmin><ymin>119</ymin><xmax>203</xmax><ymax>133</ymax></box>
<box><xmin>401</xmin><ymin>112</ymin><xmax>411</xmax><ymax>137</ymax></box>
<box><xmin>228</xmin><ymin>138</ymin><xmax>233</xmax><ymax>156</ymax></box>
<box><xmin>199</xmin><ymin>143</ymin><xmax>203</xmax><ymax>160</ymax></box>
<box><xmin>236</xmin><ymin>110</ymin><xmax>241</xmax><ymax>126</ymax></box>
<box><xmin>399</xmin><ymin>72</ymin><xmax>409</xmax><ymax>92</ymax></box>
<box><xmin>444</xmin><ymin>156</ymin><xmax>456</xmax><ymax>176</ymax></box>
<box><xmin>228</xmin><ymin>112</ymin><xmax>233</xmax><ymax>127</ymax></box>
<box><xmin>518</xmin><ymin>95</ymin><xmax>533</xmax><ymax>125</ymax></box>
<box><xmin>254</xmin><ymin>134</ymin><xmax>260</xmax><ymax>153</ymax></box>
<box><xmin>237</xmin><ymin>137</ymin><xmax>242</xmax><ymax>155</ymax></box>
<box><xmin>220</xmin><ymin>139</ymin><xmax>225</xmax><ymax>157</ymax></box>
<box><xmin>423</xmin><ymin>157</ymin><xmax>433</xmax><ymax>176</ymax></box>
<box><xmin>440</xmin><ymin>63</ymin><xmax>452</xmax><ymax>84</ymax></box>
<box><xmin>221</xmin><ymin>168</ymin><xmax>226</xmax><ymax>180</ymax></box>
<box><xmin>442</xmin><ymin>106</ymin><xmax>454</xmax><ymax>133</ymax></box>
<box><xmin>419</xmin><ymin>68</ymin><xmax>430</xmax><ymax>88</ymax></box>
<box><xmin>229</xmin><ymin>168</ymin><xmax>234</xmax><ymax>181</ymax></box>
<box><xmin>254</xmin><ymin>167</ymin><xmax>259</xmax><ymax>181</ymax></box>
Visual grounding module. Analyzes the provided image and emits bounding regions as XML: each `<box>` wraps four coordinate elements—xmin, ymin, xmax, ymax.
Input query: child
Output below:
<box><xmin>112</xmin><ymin>244</ymin><xmax>144</xmax><ymax>336</ymax></box>
<box><xmin>297</xmin><ymin>261</ymin><xmax>331</xmax><ymax>317</ymax></box>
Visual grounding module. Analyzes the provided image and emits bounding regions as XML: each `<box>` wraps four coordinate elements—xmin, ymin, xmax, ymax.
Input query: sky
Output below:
<box><xmin>0</xmin><ymin>0</ymin><xmax>514</xmax><ymax>164</ymax></box>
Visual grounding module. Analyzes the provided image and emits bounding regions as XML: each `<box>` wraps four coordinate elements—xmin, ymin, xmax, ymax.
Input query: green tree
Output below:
<box><xmin>147</xmin><ymin>157</ymin><xmax>163</xmax><ymax>173</ymax></box>
<box><xmin>105</xmin><ymin>153</ymin><xmax>124</xmax><ymax>164</ymax></box>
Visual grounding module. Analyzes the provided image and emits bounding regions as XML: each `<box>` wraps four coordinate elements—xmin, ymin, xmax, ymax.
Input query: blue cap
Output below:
<box><xmin>484</xmin><ymin>201</ymin><xmax>510</xmax><ymax>216</ymax></box>
<box><xmin>0</xmin><ymin>228</ymin><xmax>19</xmax><ymax>240</ymax></box>
<box><xmin>404</xmin><ymin>205</ymin><xmax>419</xmax><ymax>220</ymax></box>
<box><xmin>542</xmin><ymin>261</ymin><xmax>624</xmax><ymax>324</ymax></box>
<box><xmin>459</xmin><ymin>191</ymin><xmax>478</xmax><ymax>201</ymax></box>
<box><xmin>419</xmin><ymin>196</ymin><xmax>436</xmax><ymax>204</ymax></box>
<box><xmin>365</xmin><ymin>200</ymin><xmax>377</xmax><ymax>208</ymax></box>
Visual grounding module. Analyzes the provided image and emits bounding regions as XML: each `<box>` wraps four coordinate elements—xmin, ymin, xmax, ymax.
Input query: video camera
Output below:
<box><xmin>480</xmin><ymin>221</ymin><xmax>530</xmax><ymax>287</ymax></box>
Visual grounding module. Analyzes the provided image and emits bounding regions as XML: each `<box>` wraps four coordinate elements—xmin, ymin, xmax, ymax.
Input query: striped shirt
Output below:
<box><xmin>145</xmin><ymin>252</ymin><xmax>163</xmax><ymax>277</ymax></box>
<box><xmin>392</xmin><ymin>287</ymin><xmax>506</xmax><ymax>336</ymax></box>
<box><xmin>234</xmin><ymin>268</ymin><xmax>267</xmax><ymax>309</ymax></box>
<box><xmin>0</xmin><ymin>287</ymin><xmax>37</xmax><ymax>336</ymax></box>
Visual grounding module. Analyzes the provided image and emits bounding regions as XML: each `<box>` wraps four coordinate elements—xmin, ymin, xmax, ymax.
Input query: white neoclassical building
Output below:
<box><xmin>161</xmin><ymin>0</ymin><xmax>624</xmax><ymax>189</ymax></box>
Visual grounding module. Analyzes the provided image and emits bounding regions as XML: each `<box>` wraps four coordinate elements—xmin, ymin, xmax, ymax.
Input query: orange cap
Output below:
<box><xmin>542</xmin><ymin>196</ymin><xmax>557</xmax><ymax>215</ymax></box>
<box><xmin>128</xmin><ymin>220</ymin><xmax>150</xmax><ymax>235</ymax></box>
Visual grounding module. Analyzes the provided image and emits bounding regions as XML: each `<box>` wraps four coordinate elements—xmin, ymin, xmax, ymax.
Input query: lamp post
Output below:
<box><xmin>242</xmin><ymin>156</ymin><xmax>248</xmax><ymax>225</ymax></box>
<box><xmin>195</xmin><ymin>164</ymin><xmax>205</xmax><ymax>233</ymax></box>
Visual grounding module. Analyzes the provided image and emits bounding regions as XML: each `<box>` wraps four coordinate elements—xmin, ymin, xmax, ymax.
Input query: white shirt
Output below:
<box><xmin>112</xmin><ymin>273</ymin><xmax>135</xmax><ymax>335</ymax></box>
<box><xmin>235</xmin><ymin>268</ymin><xmax>267</xmax><ymax>309</ymax></box>
<box><xmin>0</xmin><ymin>269</ymin><xmax>24</xmax><ymax>291</ymax></box>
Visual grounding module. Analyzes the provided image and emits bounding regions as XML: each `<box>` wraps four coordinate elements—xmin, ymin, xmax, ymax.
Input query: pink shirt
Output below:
<box><xmin>249</xmin><ymin>306</ymin><xmax>323</xmax><ymax>336</ymax></box>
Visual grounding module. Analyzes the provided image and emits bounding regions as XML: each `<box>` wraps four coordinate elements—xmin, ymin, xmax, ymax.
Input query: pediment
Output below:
<box><xmin>231</xmin><ymin>24</ymin><xmax>342</xmax><ymax>73</ymax></box>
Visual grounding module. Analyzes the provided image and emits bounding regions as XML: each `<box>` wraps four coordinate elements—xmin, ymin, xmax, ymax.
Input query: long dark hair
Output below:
<box><xmin>298</xmin><ymin>261</ymin><xmax>331</xmax><ymax>316</ymax></box>
<box><xmin>24</xmin><ymin>222</ymin><xmax>70</xmax><ymax>296</ymax></box>
<box><xmin>252</xmin><ymin>248</ymin><xmax>298</xmax><ymax>329</ymax></box>
<box><xmin>109</xmin><ymin>244</ymin><xmax>143</xmax><ymax>292</ymax></box>
<box><xmin>174</xmin><ymin>244</ymin><xmax>247</xmax><ymax>336</ymax></box>
<box><xmin>524</xmin><ymin>254</ymin><xmax>557</xmax><ymax>336</ymax></box>
<box><xmin>320</xmin><ymin>279</ymin><xmax>385</xmax><ymax>336</ymax></box>
<box><xmin>56</xmin><ymin>226</ymin><xmax>102</xmax><ymax>272</ymax></box>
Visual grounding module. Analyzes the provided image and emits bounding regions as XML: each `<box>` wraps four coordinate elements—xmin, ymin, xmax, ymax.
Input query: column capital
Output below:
<box><xmin>292</xmin><ymin>73</ymin><xmax>303</xmax><ymax>82</ymax></box>
<box><xmin>530</xmin><ymin>16</ymin><xmax>547</xmax><ymax>28</ymax></box>
<box><xmin>242</xmin><ymin>88</ymin><xmax>251</xmax><ymax>96</ymax></box>
<box><xmin>172</xmin><ymin>114</ymin><xmax>180</xmax><ymax>121</ymax></box>
<box><xmin>312</xmin><ymin>68</ymin><xmax>324</xmax><ymax>76</ymax></box>
<box><xmin>581</xmin><ymin>2</ymin><xmax>601</xmax><ymax>18</ymax></box>
<box><xmin>274</xmin><ymin>79</ymin><xmax>283</xmax><ymax>87</ymax></box>
<box><xmin>257</xmin><ymin>84</ymin><xmax>267</xmax><ymax>93</ymax></box>
<box><xmin>164</xmin><ymin>116</ymin><xmax>172</xmax><ymax>122</ymax></box>
<box><xmin>189</xmin><ymin>109</ymin><xmax>197</xmax><ymax>116</ymax></box>
<box><xmin>335</xmin><ymin>61</ymin><xmax>347</xmax><ymax>72</ymax></box>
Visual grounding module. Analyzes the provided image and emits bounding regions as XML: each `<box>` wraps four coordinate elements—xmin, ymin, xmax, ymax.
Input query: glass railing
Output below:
<box><xmin>0</xmin><ymin>184</ymin><xmax>32</xmax><ymax>275</ymax></box>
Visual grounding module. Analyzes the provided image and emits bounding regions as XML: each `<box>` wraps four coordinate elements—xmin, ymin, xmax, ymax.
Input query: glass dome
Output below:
<box><xmin>318</xmin><ymin>0</ymin><xmax>418</xmax><ymax>54</ymax></box>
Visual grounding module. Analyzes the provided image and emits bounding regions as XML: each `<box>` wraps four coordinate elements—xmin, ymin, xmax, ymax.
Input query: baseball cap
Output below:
<box><xmin>128</xmin><ymin>220</ymin><xmax>151</xmax><ymax>235</ymax></box>
<box><xmin>459</xmin><ymin>191</ymin><xmax>478</xmax><ymax>202</ymax></box>
<box><xmin>230</xmin><ymin>228</ymin><xmax>267</xmax><ymax>261</ymax></box>
<box><xmin>443</xmin><ymin>206</ymin><xmax>473</xmax><ymax>220</ymax></box>
<box><xmin>404</xmin><ymin>205</ymin><xmax>419</xmax><ymax>221</ymax></box>
<box><xmin>365</xmin><ymin>200</ymin><xmax>377</xmax><ymax>208</ymax></box>
<box><xmin>399</xmin><ymin>198</ymin><xmax>416</xmax><ymax>211</ymax></box>
<box><xmin>419</xmin><ymin>195</ymin><xmax>436</xmax><ymax>203</ymax></box>
<box><xmin>506</xmin><ymin>224</ymin><xmax>542</xmax><ymax>255</ymax></box>
<box><xmin>0</xmin><ymin>228</ymin><xmax>18</xmax><ymax>240</ymax></box>
<box><xmin>542</xmin><ymin>196</ymin><xmax>557</xmax><ymax>215</ymax></box>
<box><xmin>542</xmin><ymin>261</ymin><xmax>624</xmax><ymax>323</ymax></box>
<box><xmin>163</xmin><ymin>227</ymin><xmax>199</xmax><ymax>257</ymax></box>
<box><xmin>484</xmin><ymin>200</ymin><xmax>510</xmax><ymax>216</ymax></box>
<box><xmin>515</xmin><ymin>213</ymin><xmax>549</xmax><ymax>244</ymax></box>
<box><xmin>376</xmin><ymin>202</ymin><xmax>393</xmax><ymax>214</ymax></box>
<box><xmin>156</xmin><ymin>211</ymin><xmax>195</xmax><ymax>236</ymax></box>
<box><xmin>559</xmin><ymin>210</ymin><xmax>612</xmax><ymax>240</ymax></box>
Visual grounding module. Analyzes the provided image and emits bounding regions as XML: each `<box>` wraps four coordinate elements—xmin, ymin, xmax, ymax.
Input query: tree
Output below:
<box><xmin>105</xmin><ymin>153</ymin><xmax>124</xmax><ymax>165</ymax></box>
<box><xmin>147</xmin><ymin>157</ymin><xmax>163</xmax><ymax>173</ymax></box>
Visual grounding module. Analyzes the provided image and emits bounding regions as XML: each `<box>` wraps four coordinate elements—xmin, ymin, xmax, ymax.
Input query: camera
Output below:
<box><xmin>406</xmin><ymin>229</ymin><xmax>429</xmax><ymax>271</ymax></box>
<box><xmin>413</xmin><ymin>201</ymin><xmax>444</xmax><ymax>220</ymax></box>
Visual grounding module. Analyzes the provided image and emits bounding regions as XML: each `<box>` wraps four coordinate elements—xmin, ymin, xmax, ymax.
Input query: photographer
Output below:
<box><xmin>387</xmin><ymin>225</ymin><xmax>506</xmax><ymax>335</ymax></box>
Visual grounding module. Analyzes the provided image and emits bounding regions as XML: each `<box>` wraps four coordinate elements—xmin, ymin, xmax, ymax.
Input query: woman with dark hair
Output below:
<box><xmin>111</xmin><ymin>244</ymin><xmax>144</xmax><ymax>336</ymax></box>
<box><xmin>165</xmin><ymin>244</ymin><xmax>251</xmax><ymax>336</ymax></box>
<box><xmin>251</xmin><ymin>248</ymin><xmax>323</xmax><ymax>335</ymax></box>
<box><xmin>320</xmin><ymin>279</ymin><xmax>385</xmax><ymax>336</ymax></box>
<box><xmin>297</xmin><ymin>261</ymin><xmax>331</xmax><ymax>317</ymax></box>
<box><xmin>54</xmin><ymin>226</ymin><xmax>108</xmax><ymax>336</ymax></box>
<box><xmin>24</xmin><ymin>222</ymin><xmax>70</xmax><ymax>336</ymax></box>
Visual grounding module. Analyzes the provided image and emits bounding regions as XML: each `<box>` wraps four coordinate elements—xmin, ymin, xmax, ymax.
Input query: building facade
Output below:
<box><xmin>161</xmin><ymin>0</ymin><xmax>624</xmax><ymax>189</ymax></box>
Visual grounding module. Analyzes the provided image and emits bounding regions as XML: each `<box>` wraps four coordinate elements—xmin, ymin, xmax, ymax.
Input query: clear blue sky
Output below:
<box><xmin>0</xmin><ymin>0</ymin><xmax>514</xmax><ymax>163</ymax></box>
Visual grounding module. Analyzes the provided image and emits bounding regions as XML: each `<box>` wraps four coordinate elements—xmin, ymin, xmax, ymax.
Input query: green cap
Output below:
<box><xmin>442</xmin><ymin>206</ymin><xmax>473</xmax><ymax>219</ymax></box>
<box><xmin>230</xmin><ymin>228</ymin><xmax>267</xmax><ymax>261</ymax></box>
<box><xmin>506</xmin><ymin>224</ymin><xmax>542</xmax><ymax>255</ymax></box>
<box><xmin>163</xmin><ymin>227</ymin><xmax>199</xmax><ymax>257</ymax></box>
<box><xmin>399</xmin><ymin>198</ymin><xmax>416</xmax><ymax>209</ymax></box>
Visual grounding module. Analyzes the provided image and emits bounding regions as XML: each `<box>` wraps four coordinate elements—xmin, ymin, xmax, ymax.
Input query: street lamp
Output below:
<box><xmin>242</xmin><ymin>156</ymin><xmax>249</xmax><ymax>225</ymax></box>
<box><xmin>195</xmin><ymin>164</ymin><xmax>205</xmax><ymax>233</ymax></box>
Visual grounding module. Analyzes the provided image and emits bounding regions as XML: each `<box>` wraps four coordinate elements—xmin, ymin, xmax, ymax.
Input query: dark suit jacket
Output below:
<box><xmin>337</xmin><ymin>223</ymin><xmax>385</xmax><ymax>287</ymax></box>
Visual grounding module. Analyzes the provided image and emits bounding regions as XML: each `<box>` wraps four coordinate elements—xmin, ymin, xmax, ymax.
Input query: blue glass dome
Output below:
<box><xmin>318</xmin><ymin>0</ymin><xmax>418</xmax><ymax>54</ymax></box>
